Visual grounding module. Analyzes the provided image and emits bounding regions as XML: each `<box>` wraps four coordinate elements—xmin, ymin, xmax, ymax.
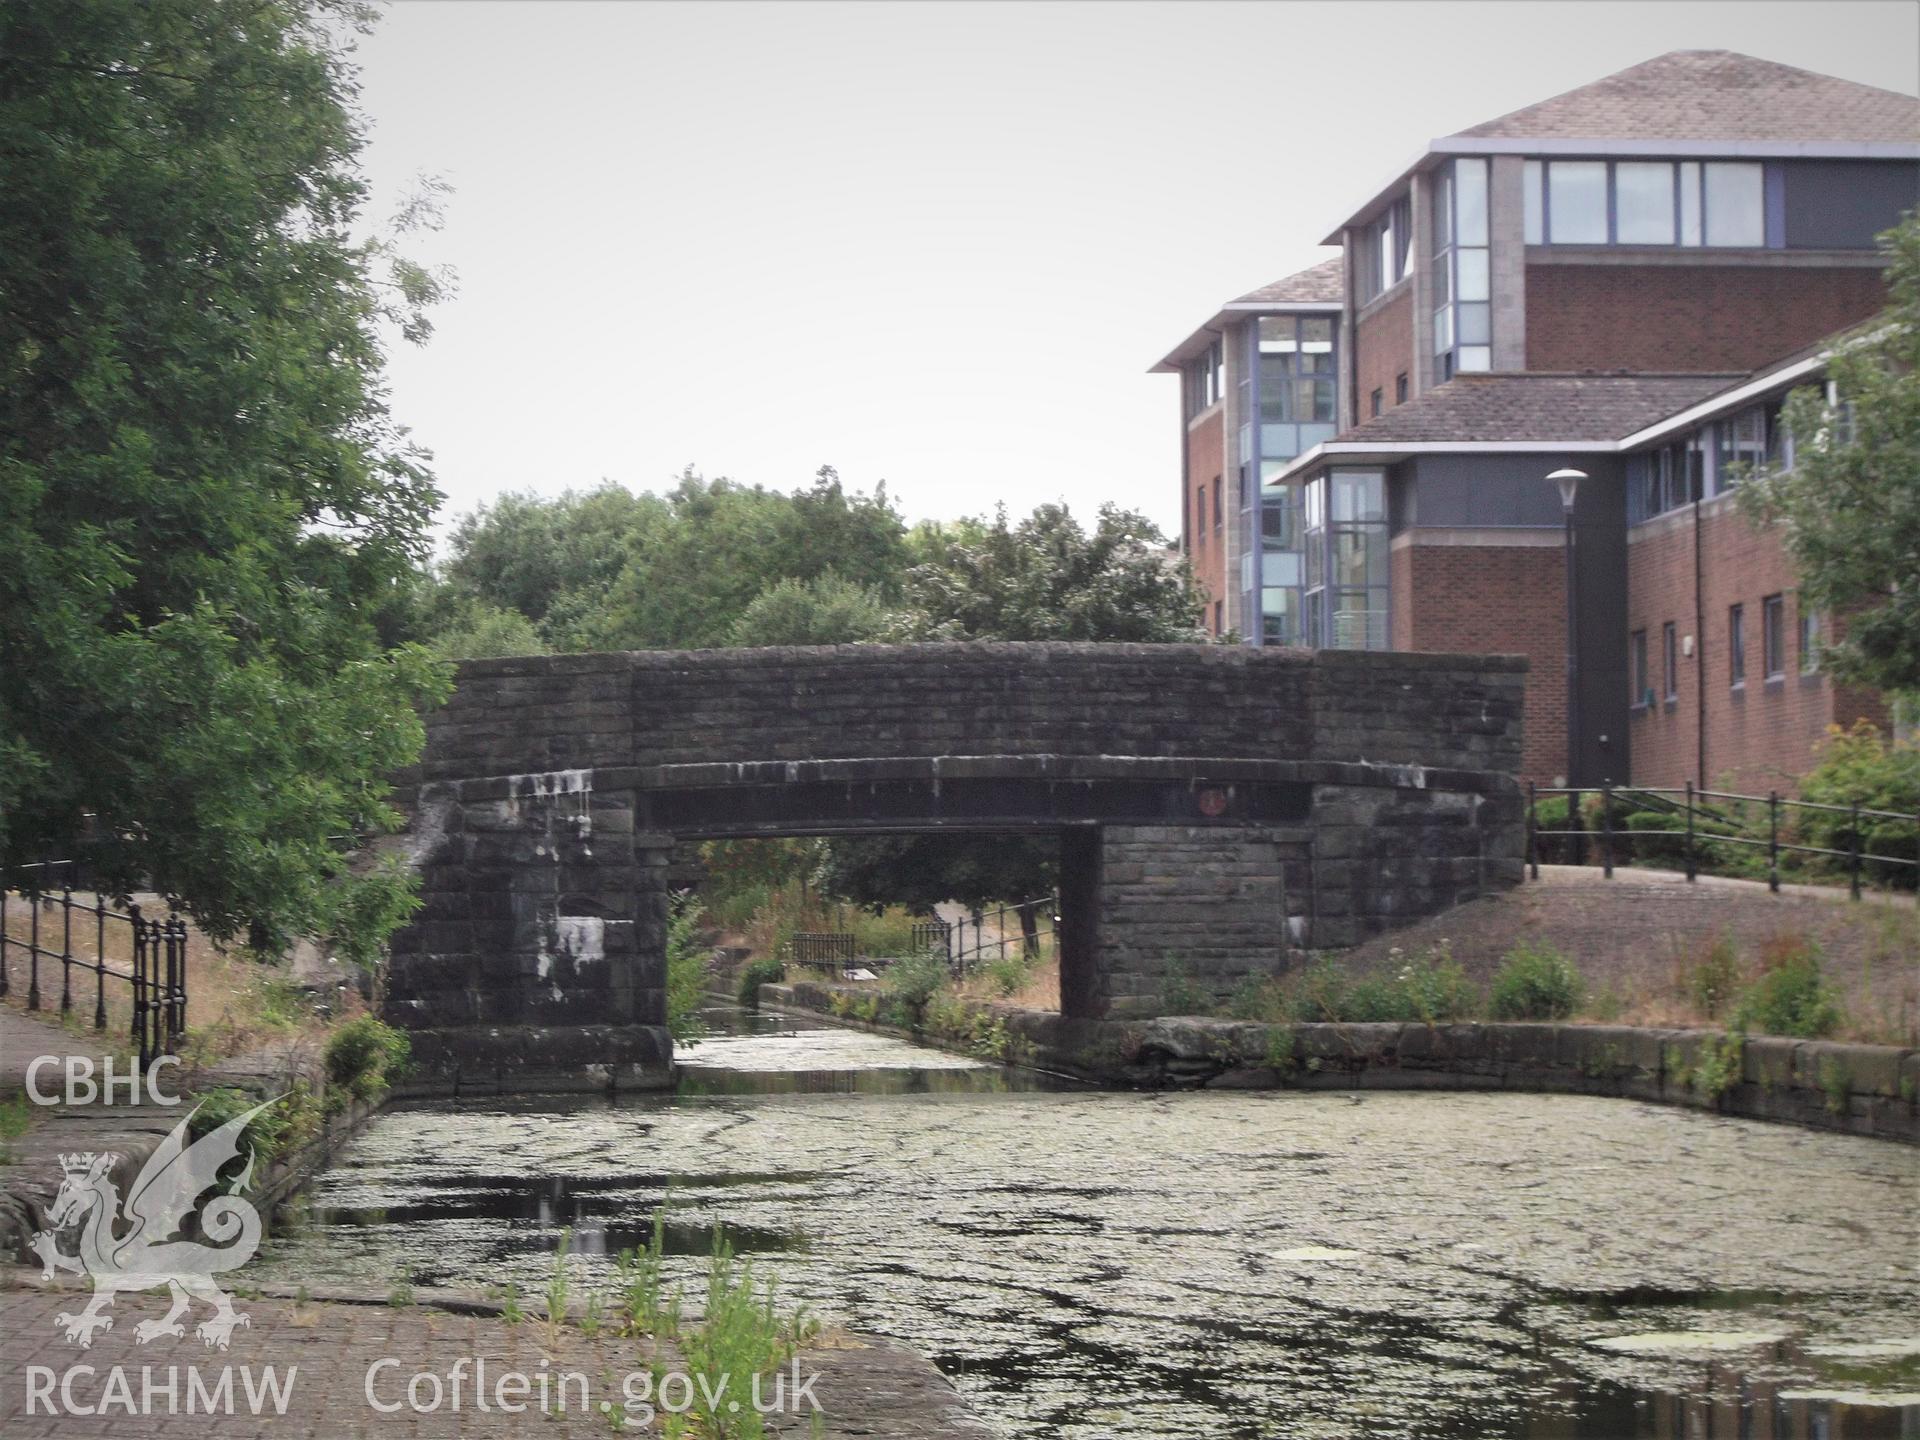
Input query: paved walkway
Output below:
<box><xmin>1</xmin><ymin>1273</ymin><xmax>990</xmax><ymax>1438</ymax></box>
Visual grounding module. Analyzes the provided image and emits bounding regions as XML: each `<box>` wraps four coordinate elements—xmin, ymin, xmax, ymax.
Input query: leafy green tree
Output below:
<box><xmin>1742</xmin><ymin>212</ymin><xmax>1920</xmax><ymax>698</ymax></box>
<box><xmin>0</xmin><ymin>0</ymin><xmax>448</xmax><ymax>961</ymax></box>
<box><xmin>441</xmin><ymin>484</ymin><xmax>665</xmax><ymax>644</ymax></box>
<box><xmin>818</xmin><ymin>834</ymin><xmax>1057</xmax><ymax>952</ymax></box>
<box><xmin>896</xmin><ymin>502</ymin><xmax>1205</xmax><ymax>642</ymax></box>
<box><xmin>428</xmin><ymin>600</ymin><xmax>548</xmax><ymax>661</ymax></box>
<box><xmin>588</xmin><ymin>467</ymin><xmax>907</xmax><ymax>650</ymax></box>
<box><xmin>726</xmin><ymin>574</ymin><xmax>893</xmax><ymax>646</ymax></box>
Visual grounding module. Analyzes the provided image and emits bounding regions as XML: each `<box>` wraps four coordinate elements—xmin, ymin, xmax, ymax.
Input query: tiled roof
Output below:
<box><xmin>1455</xmin><ymin>50</ymin><xmax>1920</xmax><ymax>145</ymax></box>
<box><xmin>1232</xmin><ymin>258</ymin><xmax>1345</xmax><ymax>306</ymax></box>
<box><xmin>1336</xmin><ymin>374</ymin><xmax>1742</xmax><ymax>445</ymax></box>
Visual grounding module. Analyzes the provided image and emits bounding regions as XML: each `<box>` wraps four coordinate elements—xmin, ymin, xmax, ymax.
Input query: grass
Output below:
<box><xmin>0</xmin><ymin>1089</ymin><xmax>33</xmax><ymax>1165</ymax></box>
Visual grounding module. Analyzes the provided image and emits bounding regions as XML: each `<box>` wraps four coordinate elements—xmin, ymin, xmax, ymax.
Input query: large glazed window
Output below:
<box><xmin>1302</xmin><ymin>469</ymin><xmax>1388</xmax><ymax>650</ymax></box>
<box><xmin>1431</xmin><ymin>159</ymin><xmax>1491</xmax><ymax>380</ymax></box>
<box><xmin>1524</xmin><ymin>159</ymin><xmax>1767</xmax><ymax>248</ymax></box>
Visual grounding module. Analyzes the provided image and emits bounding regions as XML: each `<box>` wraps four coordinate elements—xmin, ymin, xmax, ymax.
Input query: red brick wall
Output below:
<box><xmin>1525</xmin><ymin>263</ymin><xmax>1886</xmax><ymax>374</ymax></box>
<box><xmin>1395</xmin><ymin>540</ymin><xmax>1567</xmax><ymax>785</ymax></box>
<box><xmin>1184</xmin><ymin>411</ymin><xmax>1227</xmax><ymax>634</ymax></box>
<box><xmin>1354</xmin><ymin>286</ymin><xmax>1413</xmax><ymax>423</ymax></box>
<box><xmin>1623</xmin><ymin>498</ymin><xmax>1887</xmax><ymax>793</ymax></box>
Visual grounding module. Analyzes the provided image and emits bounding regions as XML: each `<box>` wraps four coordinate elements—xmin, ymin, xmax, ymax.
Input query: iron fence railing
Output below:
<box><xmin>945</xmin><ymin>893</ymin><xmax>1059</xmax><ymax>974</ymax></box>
<box><xmin>787</xmin><ymin>932</ymin><xmax>857</xmax><ymax>974</ymax></box>
<box><xmin>0</xmin><ymin>860</ymin><xmax>189</xmax><ymax>1066</ymax></box>
<box><xmin>1526</xmin><ymin>781</ymin><xmax>1918</xmax><ymax>898</ymax></box>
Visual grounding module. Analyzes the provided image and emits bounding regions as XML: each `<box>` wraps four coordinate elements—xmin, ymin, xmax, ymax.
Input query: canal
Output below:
<box><xmin>260</xmin><ymin>1003</ymin><xmax>1920</xmax><ymax>1437</ymax></box>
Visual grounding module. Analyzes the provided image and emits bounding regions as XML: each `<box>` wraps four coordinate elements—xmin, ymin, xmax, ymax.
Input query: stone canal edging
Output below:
<box><xmin>759</xmin><ymin>980</ymin><xmax>1920</xmax><ymax>1144</ymax></box>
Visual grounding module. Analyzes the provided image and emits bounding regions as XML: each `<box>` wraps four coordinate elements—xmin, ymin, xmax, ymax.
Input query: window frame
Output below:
<box><xmin>1662</xmin><ymin>621</ymin><xmax>1678</xmax><ymax>703</ymax></box>
<box><xmin>1729</xmin><ymin>603</ymin><xmax>1746</xmax><ymax>689</ymax></box>
<box><xmin>1762</xmin><ymin>593</ymin><xmax>1786</xmax><ymax>681</ymax></box>
<box><xmin>1630</xmin><ymin>629</ymin><xmax>1650</xmax><ymax>709</ymax></box>
<box><xmin>1798</xmin><ymin>603</ymin><xmax>1820</xmax><ymax>675</ymax></box>
<box><xmin>1524</xmin><ymin>158</ymin><xmax>1767</xmax><ymax>250</ymax></box>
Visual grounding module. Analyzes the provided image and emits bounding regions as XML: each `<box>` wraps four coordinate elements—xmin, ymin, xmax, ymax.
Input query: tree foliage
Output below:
<box><xmin>896</xmin><ymin>502</ymin><xmax>1205</xmax><ymax>642</ymax></box>
<box><xmin>1741</xmin><ymin>211</ymin><xmax>1920</xmax><ymax>698</ymax></box>
<box><xmin>0</xmin><ymin>0</ymin><xmax>449</xmax><ymax>958</ymax></box>
<box><xmin>726</xmin><ymin>574</ymin><xmax>892</xmax><ymax>647</ymax></box>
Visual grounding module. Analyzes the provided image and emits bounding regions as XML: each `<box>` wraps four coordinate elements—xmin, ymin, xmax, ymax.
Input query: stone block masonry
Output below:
<box><xmin>386</xmin><ymin>644</ymin><xmax>1530</xmax><ymax>1086</ymax></box>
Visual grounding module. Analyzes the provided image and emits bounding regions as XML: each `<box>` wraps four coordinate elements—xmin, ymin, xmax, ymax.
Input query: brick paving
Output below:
<box><xmin>1</xmin><ymin>1273</ymin><xmax>991</xmax><ymax>1438</ymax></box>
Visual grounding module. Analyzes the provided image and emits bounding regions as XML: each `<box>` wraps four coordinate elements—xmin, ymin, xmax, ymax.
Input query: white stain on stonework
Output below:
<box><xmin>504</xmin><ymin>768</ymin><xmax>595</xmax><ymax>852</ymax></box>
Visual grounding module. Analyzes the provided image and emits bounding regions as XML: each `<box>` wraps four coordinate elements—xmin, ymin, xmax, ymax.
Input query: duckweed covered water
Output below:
<box><xmin>262</xmin><ymin>1004</ymin><xmax>1920</xmax><ymax>1437</ymax></box>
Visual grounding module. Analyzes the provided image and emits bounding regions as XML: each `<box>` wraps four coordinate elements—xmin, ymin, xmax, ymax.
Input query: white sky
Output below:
<box><xmin>350</xmin><ymin>0</ymin><xmax>1920</xmax><ymax>539</ymax></box>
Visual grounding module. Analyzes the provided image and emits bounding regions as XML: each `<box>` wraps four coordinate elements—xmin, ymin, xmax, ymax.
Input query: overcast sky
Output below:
<box><xmin>350</xmin><ymin>1</ymin><xmax>1920</xmax><ymax>539</ymax></box>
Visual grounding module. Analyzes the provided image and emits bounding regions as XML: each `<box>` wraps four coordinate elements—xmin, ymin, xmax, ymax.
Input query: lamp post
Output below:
<box><xmin>1547</xmin><ymin>469</ymin><xmax>1587</xmax><ymax>787</ymax></box>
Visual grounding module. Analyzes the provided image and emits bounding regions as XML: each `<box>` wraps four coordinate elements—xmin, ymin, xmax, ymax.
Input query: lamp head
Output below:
<box><xmin>1547</xmin><ymin>467</ymin><xmax>1587</xmax><ymax>513</ymax></box>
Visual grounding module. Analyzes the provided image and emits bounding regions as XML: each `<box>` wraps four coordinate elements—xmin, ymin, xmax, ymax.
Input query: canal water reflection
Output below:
<box><xmin>262</xmin><ymin>1003</ymin><xmax>1920</xmax><ymax>1438</ymax></box>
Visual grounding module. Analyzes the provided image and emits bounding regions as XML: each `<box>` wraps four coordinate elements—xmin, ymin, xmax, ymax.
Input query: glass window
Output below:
<box><xmin>1762</xmin><ymin>594</ymin><xmax>1785</xmax><ymax>679</ymax></box>
<box><xmin>1704</xmin><ymin>163</ymin><xmax>1764</xmax><ymax>247</ymax></box>
<box><xmin>1212</xmin><ymin>476</ymin><xmax>1222</xmax><ymax>528</ymax></box>
<box><xmin>1456</xmin><ymin>248</ymin><xmax>1490</xmax><ymax>302</ymax></box>
<box><xmin>1457</xmin><ymin>303</ymin><xmax>1491</xmax><ymax>345</ymax></box>
<box><xmin>1261</xmin><ymin>589</ymin><xmax>1300</xmax><ymax>646</ymax></box>
<box><xmin>1262</xmin><ymin>551</ymin><xmax>1302</xmax><ymax>587</ymax></box>
<box><xmin>1261</xmin><ymin>494</ymin><xmax>1294</xmax><ymax>547</ymax></box>
<box><xmin>1454</xmin><ymin>158</ymin><xmax>1489</xmax><ymax>246</ymax></box>
<box><xmin>1432</xmin><ymin>170</ymin><xmax>1453</xmax><ymax>251</ymax></box>
<box><xmin>1334</xmin><ymin>530</ymin><xmax>1385</xmax><ymax>589</ymax></box>
<box><xmin>1258</xmin><ymin>317</ymin><xmax>1299</xmax><ymax>353</ymax></box>
<box><xmin>1523</xmin><ymin>159</ymin><xmax>1543</xmax><ymax>245</ymax></box>
<box><xmin>1616</xmin><ymin>162</ymin><xmax>1676</xmax><ymax>244</ymax></box>
<box><xmin>1331</xmin><ymin>470</ymin><xmax>1385</xmax><ymax>522</ymax></box>
<box><xmin>1331</xmin><ymin>592</ymin><xmax>1387</xmax><ymax>651</ymax></box>
<box><xmin>1457</xmin><ymin>345</ymin><xmax>1492</xmax><ymax>372</ymax></box>
<box><xmin>1631</xmin><ymin>630</ymin><xmax>1649</xmax><ymax>705</ymax></box>
<box><xmin>1679</xmin><ymin>162</ymin><xmax>1702</xmax><ymax>245</ymax></box>
<box><xmin>1729</xmin><ymin>604</ymin><xmax>1746</xmax><ymax>686</ymax></box>
<box><xmin>1798</xmin><ymin>605</ymin><xmax>1819</xmax><ymax>673</ymax></box>
<box><xmin>1548</xmin><ymin>161</ymin><xmax>1608</xmax><ymax>243</ymax></box>
<box><xmin>1395</xmin><ymin>374</ymin><xmax>1408</xmax><ymax>404</ymax></box>
<box><xmin>1715</xmin><ymin>407</ymin><xmax>1768</xmax><ymax>491</ymax></box>
<box><xmin>1370</xmin><ymin>387</ymin><xmax>1383</xmax><ymax>418</ymax></box>
<box><xmin>1662</xmin><ymin>622</ymin><xmax>1678</xmax><ymax>700</ymax></box>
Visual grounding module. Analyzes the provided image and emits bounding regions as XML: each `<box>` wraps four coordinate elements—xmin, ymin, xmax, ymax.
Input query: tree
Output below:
<box><xmin>817</xmin><ymin>834</ymin><xmax>1057</xmax><ymax>953</ymax></box>
<box><xmin>1741</xmin><ymin>211</ymin><xmax>1920</xmax><ymax>699</ymax></box>
<box><xmin>726</xmin><ymin>575</ymin><xmax>893</xmax><ymax>647</ymax></box>
<box><xmin>587</xmin><ymin>467</ymin><xmax>908</xmax><ymax>650</ymax></box>
<box><xmin>896</xmin><ymin>502</ymin><xmax>1205</xmax><ymax>642</ymax></box>
<box><xmin>440</xmin><ymin>484</ymin><xmax>665</xmax><ymax>645</ymax></box>
<box><xmin>0</xmin><ymin>0</ymin><xmax>448</xmax><ymax>962</ymax></box>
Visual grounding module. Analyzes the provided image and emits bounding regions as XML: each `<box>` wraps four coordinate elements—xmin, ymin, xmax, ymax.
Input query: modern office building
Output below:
<box><xmin>1156</xmin><ymin>51</ymin><xmax>1918</xmax><ymax>789</ymax></box>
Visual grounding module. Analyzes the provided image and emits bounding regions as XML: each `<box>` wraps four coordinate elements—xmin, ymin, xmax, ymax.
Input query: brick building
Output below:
<box><xmin>1154</xmin><ymin>50</ymin><xmax>1918</xmax><ymax>789</ymax></box>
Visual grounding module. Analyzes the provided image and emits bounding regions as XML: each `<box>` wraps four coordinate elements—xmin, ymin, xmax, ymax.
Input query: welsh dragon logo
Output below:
<box><xmin>30</xmin><ymin>1095</ymin><xmax>279</xmax><ymax>1349</ymax></box>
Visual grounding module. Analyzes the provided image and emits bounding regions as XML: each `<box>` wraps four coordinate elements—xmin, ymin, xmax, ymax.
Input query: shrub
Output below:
<box><xmin>1489</xmin><ymin>942</ymin><xmax>1581</xmax><ymax>1021</ymax></box>
<box><xmin>1798</xmin><ymin>721</ymin><xmax>1920</xmax><ymax>890</ymax></box>
<box><xmin>1279</xmin><ymin>944</ymin><xmax>1479</xmax><ymax>1024</ymax></box>
<box><xmin>666</xmin><ymin>890</ymin><xmax>710</xmax><ymax>1043</ymax></box>
<box><xmin>735</xmin><ymin>955</ymin><xmax>786</xmax><ymax>1007</ymax></box>
<box><xmin>883</xmin><ymin>948</ymin><xmax>949</xmax><ymax>1023</ymax></box>
<box><xmin>983</xmin><ymin>951</ymin><xmax>1033</xmax><ymax>997</ymax></box>
<box><xmin>1680</xmin><ymin>934</ymin><xmax>1745</xmax><ymax>1021</ymax></box>
<box><xmin>1159</xmin><ymin>959</ymin><xmax>1207</xmax><ymax>1015</ymax></box>
<box><xmin>1735</xmin><ymin>937</ymin><xmax>1844</xmax><ymax>1037</ymax></box>
<box><xmin>323</xmin><ymin>1014</ymin><xmax>411</xmax><ymax>1104</ymax></box>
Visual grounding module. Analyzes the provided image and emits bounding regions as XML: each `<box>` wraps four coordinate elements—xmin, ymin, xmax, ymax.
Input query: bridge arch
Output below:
<box><xmin>386</xmin><ymin>643</ymin><xmax>1526</xmax><ymax>1092</ymax></box>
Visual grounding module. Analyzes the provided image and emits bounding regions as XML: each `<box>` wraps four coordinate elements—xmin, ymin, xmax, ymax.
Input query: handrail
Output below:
<box><xmin>1526</xmin><ymin>780</ymin><xmax>1918</xmax><ymax>899</ymax></box>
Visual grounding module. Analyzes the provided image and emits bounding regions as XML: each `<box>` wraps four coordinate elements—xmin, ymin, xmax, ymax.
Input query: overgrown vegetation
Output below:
<box><xmin>1488</xmin><ymin>942</ymin><xmax>1583</xmax><ymax>1021</ymax></box>
<box><xmin>735</xmin><ymin>955</ymin><xmax>786</xmax><ymax>1007</ymax></box>
<box><xmin>667</xmin><ymin>891</ymin><xmax>711</xmax><ymax>1044</ymax></box>
<box><xmin>323</xmin><ymin>1014</ymin><xmax>411</xmax><ymax>1105</ymax></box>
<box><xmin>0</xmin><ymin>1090</ymin><xmax>33</xmax><ymax>1165</ymax></box>
<box><xmin>1734</xmin><ymin>937</ymin><xmax>1845</xmax><ymax>1038</ymax></box>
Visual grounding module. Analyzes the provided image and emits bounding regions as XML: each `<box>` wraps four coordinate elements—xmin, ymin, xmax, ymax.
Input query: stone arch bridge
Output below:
<box><xmin>387</xmin><ymin>644</ymin><xmax>1526</xmax><ymax>1091</ymax></box>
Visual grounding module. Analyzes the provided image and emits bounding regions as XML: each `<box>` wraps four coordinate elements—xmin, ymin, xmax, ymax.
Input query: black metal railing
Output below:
<box><xmin>909</xmin><ymin>920</ymin><xmax>952</xmax><ymax>959</ymax></box>
<box><xmin>1526</xmin><ymin>781</ymin><xmax>1918</xmax><ymax>898</ymax></box>
<box><xmin>1</xmin><ymin>860</ymin><xmax>189</xmax><ymax>1067</ymax></box>
<box><xmin>945</xmin><ymin>893</ymin><xmax>1060</xmax><ymax>974</ymax></box>
<box><xmin>787</xmin><ymin>932</ymin><xmax>857</xmax><ymax>974</ymax></box>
